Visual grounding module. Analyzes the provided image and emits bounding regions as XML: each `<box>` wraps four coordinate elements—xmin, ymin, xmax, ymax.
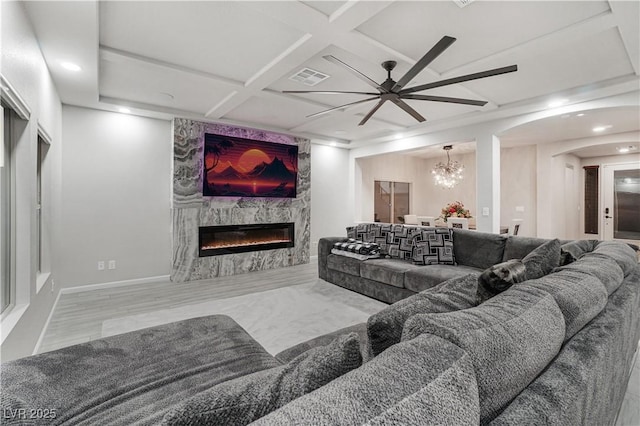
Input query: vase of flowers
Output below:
<box><xmin>440</xmin><ymin>201</ymin><xmax>472</xmax><ymax>222</ymax></box>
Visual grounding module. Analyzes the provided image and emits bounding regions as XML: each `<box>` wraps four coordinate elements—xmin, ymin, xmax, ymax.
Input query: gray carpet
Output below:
<box><xmin>102</xmin><ymin>280</ymin><xmax>387</xmax><ymax>355</ymax></box>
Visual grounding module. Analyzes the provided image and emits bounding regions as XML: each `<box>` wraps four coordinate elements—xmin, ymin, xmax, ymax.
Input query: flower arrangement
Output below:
<box><xmin>440</xmin><ymin>201</ymin><xmax>472</xmax><ymax>222</ymax></box>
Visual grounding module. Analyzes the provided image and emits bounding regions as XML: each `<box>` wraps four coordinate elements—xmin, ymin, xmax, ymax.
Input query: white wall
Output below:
<box><xmin>310</xmin><ymin>144</ymin><xmax>352</xmax><ymax>254</ymax></box>
<box><xmin>1</xmin><ymin>1</ymin><xmax>63</xmax><ymax>360</ymax></box>
<box><xmin>59</xmin><ymin>106</ymin><xmax>172</xmax><ymax>287</ymax></box>
<box><xmin>501</xmin><ymin>145</ymin><xmax>537</xmax><ymax>236</ymax></box>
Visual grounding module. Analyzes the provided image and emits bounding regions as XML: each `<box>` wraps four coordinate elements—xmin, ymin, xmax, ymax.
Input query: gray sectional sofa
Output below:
<box><xmin>1</xmin><ymin>227</ymin><xmax>639</xmax><ymax>425</ymax></box>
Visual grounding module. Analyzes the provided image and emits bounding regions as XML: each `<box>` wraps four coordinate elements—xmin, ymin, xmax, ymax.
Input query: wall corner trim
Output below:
<box><xmin>0</xmin><ymin>74</ymin><xmax>32</xmax><ymax>120</ymax></box>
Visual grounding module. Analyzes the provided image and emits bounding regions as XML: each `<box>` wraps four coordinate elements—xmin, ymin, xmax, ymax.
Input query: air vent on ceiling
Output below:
<box><xmin>289</xmin><ymin>68</ymin><xmax>330</xmax><ymax>86</ymax></box>
<box><xmin>452</xmin><ymin>0</ymin><xmax>475</xmax><ymax>8</ymax></box>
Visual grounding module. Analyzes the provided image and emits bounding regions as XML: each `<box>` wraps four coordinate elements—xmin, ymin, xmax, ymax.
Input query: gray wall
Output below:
<box><xmin>1</xmin><ymin>0</ymin><xmax>63</xmax><ymax>360</ymax></box>
<box><xmin>59</xmin><ymin>106</ymin><xmax>172</xmax><ymax>288</ymax></box>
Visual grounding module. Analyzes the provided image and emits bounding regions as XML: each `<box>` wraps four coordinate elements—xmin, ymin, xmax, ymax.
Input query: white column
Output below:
<box><xmin>476</xmin><ymin>134</ymin><xmax>500</xmax><ymax>233</ymax></box>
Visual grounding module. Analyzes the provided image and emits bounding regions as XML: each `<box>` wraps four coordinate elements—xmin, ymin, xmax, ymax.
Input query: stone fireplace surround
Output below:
<box><xmin>171</xmin><ymin>118</ymin><xmax>310</xmax><ymax>282</ymax></box>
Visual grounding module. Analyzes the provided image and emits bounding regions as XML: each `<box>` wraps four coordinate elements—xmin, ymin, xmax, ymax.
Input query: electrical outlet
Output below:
<box><xmin>108</xmin><ymin>260</ymin><xmax>116</xmax><ymax>270</ymax></box>
<box><xmin>98</xmin><ymin>261</ymin><xmax>105</xmax><ymax>271</ymax></box>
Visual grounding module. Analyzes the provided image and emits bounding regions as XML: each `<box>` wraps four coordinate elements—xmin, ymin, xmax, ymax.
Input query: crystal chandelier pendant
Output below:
<box><xmin>432</xmin><ymin>145</ymin><xmax>463</xmax><ymax>188</ymax></box>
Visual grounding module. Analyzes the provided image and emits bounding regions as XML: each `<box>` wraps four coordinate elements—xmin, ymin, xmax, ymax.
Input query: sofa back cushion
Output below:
<box><xmin>502</xmin><ymin>236</ymin><xmax>549</xmax><ymax>262</ymax></box>
<box><xmin>367</xmin><ymin>274</ymin><xmax>478</xmax><ymax>357</ymax></box>
<box><xmin>162</xmin><ymin>333</ymin><xmax>362</xmax><ymax>425</ymax></box>
<box><xmin>592</xmin><ymin>241</ymin><xmax>638</xmax><ymax>277</ymax></box>
<box><xmin>453</xmin><ymin>229</ymin><xmax>507</xmax><ymax>269</ymax></box>
<box><xmin>555</xmin><ymin>253</ymin><xmax>624</xmax><ymax>296</ymax></box>
<box><xmin>252</xmin><ymin>334</ymin><xmax>479</xmax><ymax>426</ymax></box>
<box><xmin>560</xmin><ymin>239</ymin><xmax>599</xmax><ymax>265</ymax></box>
<box><xmin>521</xmin><ymin>238</ymin><xmax>561</xmax><ymax>280</ymax></box>
<box><xmin>519</xmin><ymin>269</ymin><xmax>608</xmax><ymax>341</ymax></box>
<box><xmin>402</xmin><ymin>286</ymin><xmax>565</xmax><ymax>424</ymax></box>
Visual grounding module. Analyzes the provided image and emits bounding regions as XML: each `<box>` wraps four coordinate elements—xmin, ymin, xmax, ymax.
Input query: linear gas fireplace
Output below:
<box><xmin>199</xmin><ymin>223</ymin><xmax>295</xmax><ymax>257</ymax></box>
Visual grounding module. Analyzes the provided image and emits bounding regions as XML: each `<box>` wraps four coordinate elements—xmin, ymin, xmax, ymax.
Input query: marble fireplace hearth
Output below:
<box><xmin>171</xmin><ymin>118</ymin><xmax>310</xmax><ymax>283</ymax></box>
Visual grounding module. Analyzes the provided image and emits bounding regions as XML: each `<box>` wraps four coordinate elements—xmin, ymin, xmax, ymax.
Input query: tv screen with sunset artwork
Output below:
<box><xmin>203</xmin><ymin>133</ymin><xmax>298</xmax><ymax>198</ymax></box>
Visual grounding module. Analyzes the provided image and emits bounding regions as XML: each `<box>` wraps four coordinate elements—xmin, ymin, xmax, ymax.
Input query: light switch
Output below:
<box><xmin>482</xmin><ymin>207</ymin><xmax>490</xmax><ymax>216</ymax></box>
<box><xmin>515</xmin><ymin>206</ymin><xmax>525</xmax><ymax>212</ymax></box>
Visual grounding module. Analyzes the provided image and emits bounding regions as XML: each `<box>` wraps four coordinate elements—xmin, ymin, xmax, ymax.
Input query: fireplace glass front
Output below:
<box><xmin>199</xmin><ymin>223</ymin><xmax>295</xmax><ymax>257</ymax></box>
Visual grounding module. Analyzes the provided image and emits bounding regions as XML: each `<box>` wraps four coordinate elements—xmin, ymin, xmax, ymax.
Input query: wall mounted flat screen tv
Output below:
<box><xmin>203</xmin><ymin>133</ymin><xmax>298</xmax><ymax>198</ymax></box>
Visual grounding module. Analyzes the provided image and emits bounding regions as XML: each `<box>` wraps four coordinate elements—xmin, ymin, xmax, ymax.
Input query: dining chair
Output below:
<box><xmin>447</xmin><ymin>218</ymin><xmax>469</xmax><ymax>230</ymax></box>
<box><xmin>417</xmin><ymin>216</ymin><xmax>435</xmax><ymax>226</ymax></box>
<box><xmin>404</xmin><ymin>214</ymin><xmax>418</xmax><ymax>225</ymax></box>
<box><xmin>510</xmin><ymin>219</ymin><xmax>523</xmax><ymax>236</ymax></box>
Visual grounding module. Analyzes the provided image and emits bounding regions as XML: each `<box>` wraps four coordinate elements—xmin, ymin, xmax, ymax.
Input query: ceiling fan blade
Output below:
<box><xmin>392</xmin><ymin>36</ymin><xmax>456</xmax><ymax>92</ymax></box>
<box><xmin>306</xmin><ymin>96</ymin><xmax>380</xmax><ymax>119</ymax></box>
<box><xmin>358</xmin><ymin>99</ymin><xmax>387</xmax><ymax>126</ymax></box>
<box><xmin>284</xmin><ymin>90</ymin><xmax>380</xmax><ymax>96</ymax></box>
<box><xmin>401</xmin><ymin>94</ymin><xmax>487</xmax><ymax>106</ymax></box>
<box><xmin>323</xmin><ymin>55</ymin><xmax>387</xmax><ymax>93</ymax></box>
<box><xmin>391</xmin><ymin>98</ymin><xmax>426</xmax><ymax>123</ymax></box>
<box><xmin>400</xmin><ymin>65</ymin><xmax>518</xmax><ymax>95</ymax></box>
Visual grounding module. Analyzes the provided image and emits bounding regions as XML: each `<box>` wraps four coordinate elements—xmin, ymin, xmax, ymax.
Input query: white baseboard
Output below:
<box><xmin>32</xmin><ymin>290</ymin><xmax>62</xmax><ymax>355</ymax></box>
<box><xmin>61</xmin><ymin>275</ymin><xmax>171</xmax><ymax>295</ymax></box>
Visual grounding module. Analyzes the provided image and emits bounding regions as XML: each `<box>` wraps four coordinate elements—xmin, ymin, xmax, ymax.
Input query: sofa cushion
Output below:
<box><xmin>522</xmin><ymin>238</ymin><xmax>561</xmax><ymax>280</ymax></box>
<box><xmin>404</xmin><ymin>264</ymin><xmax>482</xmax><ymax>293</ymax></box>
<box><xmin>519</xmin><ymin>269</ymin><xmax>608</xmax><ymax>341</ymax></box>
<box><xmin>372</xmin><ymin>223</ymin><xmax>398</xmax><ymax>256</ymax></box>
<box><xmin>275</xmin><ymin>323</ymin><xmax>369</xmax><ymax>364</ymax></box>
<box><xmin>252</xmin><ymin>334</ymin><xmax>479</xmax><ymax>426</ymax></box>
<box><xmin>502</xmin><ymin>236</ymin><xmax>549</xmax><ymax>262</ymax></box>
<box><xmin>592</xmin><ymin>241</ymin><xmax>638</xmax><ymax>277</ymax></box>
<box><xmin>368</xmin><ymin>274</ymin><xmax>478</xmax><ymax>357</ymax></box>
<box><xmin>162</xmin><ymin>333</ymin><xmax>362</xmax><ymax>426</ymax></box>
<box><xmin>402</xmin><ymin>286</ymin><xmax>565</xmax><ymax>424</ymax></box>
<box><xmin>326</xmin><ymin>254</ymin><xmax>361</xmax><ymax>276</ymax></box>
<box><xmin>411</xmin><ymin>227</ymin><xmax>455</xmax><ymax>265</ymax></box>
<box><xmin>359</xmin><ymin>258</ymin><xmax>421</xmax><ymax>288</ymax></box>
<box><xmin>453</xmin><ymin>229</ymin><xmax>507</xmax><ymax>269</ymax></box>
<box><xmin>476</xmin><ymin>259</ymin><xmax>527</xmax><ymax>304</ymax></box>
<box><xmin>0</xmin><ymin>315</ymin><xmax>282</xmax><ymax>425</ymax></box>
<box><xmin>555</xmin><ymin>253</ymin><xmax>624</xmax><ymax>296</ymax></box>
<box><xmin>560</xmin><ymin>239</ymin><xmax>599</xmax><ymax>265</ymax></box>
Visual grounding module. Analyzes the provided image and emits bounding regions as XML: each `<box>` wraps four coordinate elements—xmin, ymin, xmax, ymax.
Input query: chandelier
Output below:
<box><xmin>432</xmin><ymin>145</ymin><xmax>464</xmax><ymax>189</ymax></box>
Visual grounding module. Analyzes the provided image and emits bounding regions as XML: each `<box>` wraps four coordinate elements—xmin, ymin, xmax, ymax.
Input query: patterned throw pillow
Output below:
<box><xmin>346</xmin><ymin>223</ymin><xmax>374</xmax><ymax>242</ymax></box>
<box><xmin>412</xmin><ymin>228</ymin><xmax>455</xmax><ymax>265</ymax></box>
<box><xmin>385</xmin><ymin>226</ymin><xmax>422</xmax><ymax>260</ymax></box>
<box><xmin>162</xmin><ymin>333</ymin><xmax>362</xmax><ymax>426</ymax></box>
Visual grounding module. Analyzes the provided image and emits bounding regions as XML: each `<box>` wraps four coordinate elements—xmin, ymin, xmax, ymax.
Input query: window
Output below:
<box><xmin>36</xmin><ymin>135</ymin><xmax>49</xmax><ymax>274</ymax></box>
<box><xmin>1</xmin><ymin>107</ymin><xmax>14</xmax><ymax>314</ymax></box>
<box><xmin>374</xmin><ymin>181</ymin><xmax>410</xmax><ymax>224</ymax></box>
<box><xmin>584</xmin><ymin>166</ymin><xmax>599</xmax><ymax>234</ymax></box>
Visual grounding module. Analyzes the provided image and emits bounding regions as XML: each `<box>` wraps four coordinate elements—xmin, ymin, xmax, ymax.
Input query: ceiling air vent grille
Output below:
<box><xmin>289</xmin><ymin>68</ymin><xmax>329</xmax><ymax>86</ymax></box>
<box><xmin>453</xmin><ymin>0</ymin><xmax>475</xmax><ymax>8</ymax></box>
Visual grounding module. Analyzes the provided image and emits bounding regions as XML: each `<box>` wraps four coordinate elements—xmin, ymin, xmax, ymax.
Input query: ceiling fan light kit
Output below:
<box><xmin>284</xmin><ymin>35</ymin><xmax>517</xmax><ymax>126</ymax></box>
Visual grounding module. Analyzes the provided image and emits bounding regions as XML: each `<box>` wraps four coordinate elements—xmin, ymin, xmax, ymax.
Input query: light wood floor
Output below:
<box><xmin>38</xmin><ymin>261</ymin><xmax>639</xmax><ymax>425</ymax></box>
<box><xmin>38</xmin><ymin>261</ymin><xmax>318</xmax><ymax>354</ymax></box>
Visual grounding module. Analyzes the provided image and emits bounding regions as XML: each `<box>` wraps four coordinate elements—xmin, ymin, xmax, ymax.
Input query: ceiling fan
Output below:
<box><xmin>283</xmin><ymin>36</ymin><xmax>517</xmax><ymax>126</ymax></box>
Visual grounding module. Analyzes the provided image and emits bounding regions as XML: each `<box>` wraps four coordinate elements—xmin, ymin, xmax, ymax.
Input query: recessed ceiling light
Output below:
<box><xmin>60</xmin><ymin>61</ymin><xmax>81</xmax><ymax>72</ymax></box>
<box><xmin>617</xmin><ymin>145</ymin><xmax>636</xmax><ymax>153</ymax></box>
<box><xmin>576</xmin><ymin>113</ymin><xmax>585</xmax><ymax>117</ymax></box>
<box><xmin>547</xmin><ymin>99</ymin><xmax>568</xmax><ymax>108</ymax></box>
<box><xmin>592</xmin><ymin>125</ymin><xmax>612</xmax><ymax>132</ymax></box>
<box><xmin>119</xmin><ymin>107</ymin><xmax>131</xmax><ymax>114</ymax></box>
<box><xmin>330</xmin><ymin>142</ymin><xmax>337</xmax><ymax>147</ymax></box>
<box><xmin>394</xmin><ymin>133</ymin><xmax>404</xmax><ymax>140</ymax></box>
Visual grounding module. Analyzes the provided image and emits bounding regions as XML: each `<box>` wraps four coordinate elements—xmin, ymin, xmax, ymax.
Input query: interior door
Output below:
<box><xmin>602</xmin><ymin>163</ymin><xmax>640</xmax><ymax>242</ymax></box>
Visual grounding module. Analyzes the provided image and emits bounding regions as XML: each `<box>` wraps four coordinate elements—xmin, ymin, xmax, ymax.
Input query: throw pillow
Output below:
<box><xmin>411</xmin><ymin>228</ymin><xmax>455</xmax><ymax>265</ymax></box>
<box><xmin>560</xmin><ymin>240</ymin><xmax>599</xmax><ymax>265</ymax></box>
<box><xmin>521</xmin><ymin>238</ymin><xmax>561</xmax><ymax>280</ymax></box>
<box><xmin>332</xmin><ymin>239</ymin><xmax>380</xmax><ymax>259</ymax></box>
<box><xmin>346</xmin><ymin>223</ymin><xmax>374</xmax><ymax>242</ymax></box>
<box><xmin>384</xmin><ymin>225</ymin><xmax>417</xmax><ymax>259</ymax></box>
<box><xmin>161</xmin><ymin>333</ymin><xmax>362</xmax><ymax>426</ymax></box>
<box><xmin>476</xmin><ymin>259</ymin><xmax>527</xmax><ymax>304</ymax></box>
<box><xmin>367</xmin><ymin>274</ymin><xmax>478</xmax><ymax>357</ymax></box>
<box><xmin>402</xmin><ymin>286</ymin><xmax>565</xmax><ymax>423</ymax></box>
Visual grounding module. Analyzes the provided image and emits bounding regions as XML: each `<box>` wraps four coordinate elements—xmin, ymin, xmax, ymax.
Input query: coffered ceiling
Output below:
<box><xmin>21</xmin><ymin>1</ymin><xmax>640</xmax><ymax>146</ymax></box>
